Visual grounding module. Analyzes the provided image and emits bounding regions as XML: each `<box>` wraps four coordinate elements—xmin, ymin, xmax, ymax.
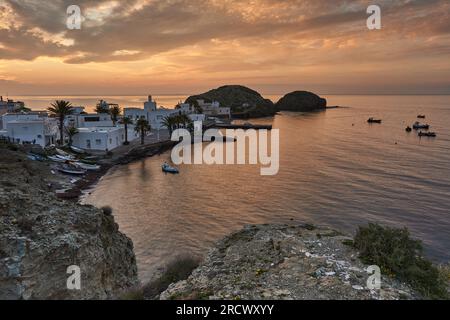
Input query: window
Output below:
<box><xmin>37</xmin><ymin>135</ymin><xmax>42</xmax><ymax>139</ymax></box>
<box><xmin>95</xmin><ymin>139</ymin><xmax>102</xmax><ymax>145</ymax></box>
<box><xmin>85</xmin><ymin>117</ymin><xmax>100</xmax><ymax>122</ymax></box>
<box><xmin>109</xmin><ymin>138</ymin><xmax>112</xmax><ymax>144</ymax></box>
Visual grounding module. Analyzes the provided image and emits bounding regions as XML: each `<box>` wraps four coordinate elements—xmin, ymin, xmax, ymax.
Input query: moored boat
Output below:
<box><xmin>162</xmin><ymin>163</ymin><xmax>179</xmax><ymax>174</ymax></box>
<box><xmin>413</xmin><ymin>122</ymin><xmax>430</xmax><ymax>130</ymax></box>
<box><xmin>417</xmin><ymin>115</ymin><xmax>426</xmax><ymax>119</ymax></box>
<box><xmin>367</xmin><ymin>117</ymin><xmax>382</xmax><ymax>123</ymax></box>
<box><xmin>55</xmin><ymin>148</ymin><xmax>75</xmax><ymax>159</ymax></box>
<box><xmin>418</xmin><ymin>131</ymin><xmax>436</xmax><ymax>137</ymax></box>
<box><xmin>405</xmin><ymin>126</ymin><xmax>412</xmax><ymax>132</ymax></box>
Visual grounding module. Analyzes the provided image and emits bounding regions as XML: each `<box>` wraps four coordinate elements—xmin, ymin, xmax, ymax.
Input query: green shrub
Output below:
<box><xmin>142</xmin><ymin>255</ymin><xmax>200</xmax><ymax>300</ymax></box>
<box><xmin>353</xmin><ymin>223</ymin><xmax>448</xmax><ymax>299</ymax></box>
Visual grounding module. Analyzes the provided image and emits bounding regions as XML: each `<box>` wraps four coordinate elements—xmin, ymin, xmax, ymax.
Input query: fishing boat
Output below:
<box><xmin>70</xmin><ymin>145</ymin><xmax>86</xmax><ymax>154</ymax></box>
<box><xmin>27</xmin><ymin>153</ymin><xmax>46</xmax><ymax>161</ymax></box>
<box><xmin>55</xmin><ymin>148</ymin><xmax>75</xmax><ymax>159</ymax></box>
<box><xmin>367</xmin><ymin>118</ymin><xmax>382</xmax><ymax>123</ymax></box>
<box><xmin>418</xmin><ymin>131</ymin><xmax>437</xmax><ymax>137</ymax></box>
<box><xmin>48</xmin><ymin>155</ymin><xmax>68</xmax><ymax>163</ymax></box>
<box><xmin>417</xmin><ymin>115</ymin><xmax>426</xmax><ymax>119</ymax></box>
<box><xmin>405</xmin><ymin>126</ymin><xmax>412</xmax><ymax>132</ymax></box>
<box><xmin>162</xmin><ymin>163</ymin><xmax>179</xmax><ymax>174</ymax></box>
<box><xmin>413</xmin><ymin>122</ymin><xmax>430</xmax><ymax>130</ymax></box>
<box><xmin>55</xmin><ymin>154</ymin><xmax>74</xmax><ymax>161</ymax></box>
<box><xmin>57</xmin><ymin>164</ymin><xmax>86</xmax><ymax>175</ymax></box>
<box><xmin>73</xmin><ymin>162</ymin><xmax>101</xmax><ymax>171</ymax></box>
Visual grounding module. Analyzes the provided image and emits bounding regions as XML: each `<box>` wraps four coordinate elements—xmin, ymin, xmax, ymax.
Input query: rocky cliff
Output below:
<box><xmin>160</xmin><ymin>224</ymin><xmax>418</xmax><ymax>300</ymax></box>
<box><xmin>0</xmin><ymin>145</ymin><xmax>138</xmax><ymax>299</ymax></box>
<box><xmin>186</xmin><ymin>85</ymin><xmax>277</xmax><ymax>118</ymax></box>
<box><xmin>276</xmin><ymin>91</ymin><xmax>327</xmax><ymax>112</ymax></box>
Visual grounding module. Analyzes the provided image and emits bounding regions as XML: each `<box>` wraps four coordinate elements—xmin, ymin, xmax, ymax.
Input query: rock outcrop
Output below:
<box><xmin>160</xmin><ymin>224</ymin><xmax>417</xmax><ymax>300</ymax></box>
<box><xmin>0</xmin><ymin>145</ymin><xmax>138</xmax><ymax>299</ymax></box>
<box><xmin>186</xmin><ymin>85</ymin><xmax>277</xmax><ymax>118</ymax></box>
<box><xmin>276</xmin><ymin>91</ymin><xmax>327</xmax><ymax>112</ymax></box>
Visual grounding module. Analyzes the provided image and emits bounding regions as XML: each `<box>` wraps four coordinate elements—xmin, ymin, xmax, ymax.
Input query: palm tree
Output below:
<box><xmin>161</xmin><ymin>115</ymin><xmax>176</xmax><ymax>136</ymax></box>
<box><xmin>66</xmin><ymin>127</ymin><xmax>79</xmax><ymax>146</ymax></box>
<box><xmin>110</xmin><ymin>105</ymin><xmax>122</xmax><ymax>126</ymax></box>
<box><xmin>120</xmin><ymin>116</ymin><xmax>133</xmax><ymax>145</ymax></box>
<box><xmin>48</xmin><ymin>100</ymin><xmax>74</xmax><ymax>146</ymax></box>
<box><xmin>134</xmin><ymin>117</ymin><xmax>151</xmax><ymax>145</ymax></box>
<box><xmin>95</xmin><ymin>100</ymin><xmax>110</xmax><ymax>114</ymax></box>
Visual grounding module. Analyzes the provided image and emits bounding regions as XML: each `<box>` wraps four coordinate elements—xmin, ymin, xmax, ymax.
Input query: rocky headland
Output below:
<box><xmin>160</xmin><ymin>224</ymin><xmax>448</xmax><ymax>300</ymax></box>
<box><xmin>0</xmin><ymin>144</ymin><xmax>138</xmax><ymax>299</ymax></box>
<box><xmin>186</xmin><ymin>85</ymin><xmax>277</xmax><ymax>119</ymax></box>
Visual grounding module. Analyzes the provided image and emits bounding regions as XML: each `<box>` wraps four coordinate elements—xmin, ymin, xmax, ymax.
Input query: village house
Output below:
<box><xmin>71</xmin><ymin>127</ymin><xmax>125</xmax><ymax>152</ymax></box>
<box><xmin>0</xmin><ymin>112</ymin><xmax>58</xmax><ymax>147</ymax></box>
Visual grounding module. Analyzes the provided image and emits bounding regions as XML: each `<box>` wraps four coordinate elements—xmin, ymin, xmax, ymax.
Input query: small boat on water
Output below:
<box><xmin>405</xmin><ymin>126</ymin><xmax>412</xmax><ymax>132</ymax></box>
<box><xmin>57</xmin><ymin>164</ymin><xmax>86</xmax><ymax>175</ymax></box>
<box><xmin>367</xmin><ymin>118</ymin><xmax>382</xmax><ymax>124</ymax></box>
<box><xmin>162</xmin><ymin>163</ymin><xmax>179</xmax><ymax>174</ymax></box>
<box><xmin>413</xmin><ymin>122</ymin><xmax>430</xmax><ymax>130</ymax></box>
<box><xmin>417</xmin><ymin>115</ymin><xmax>426</xmax><ymax>119</ymax></box>
<box><xmin>418</xmin><ymin>131</ymin><xmax>437</xmax><ymax>137</ymax></box>
<box><xmin>70</xmin><ymin>145</ymin><xmax>86</xmax><ymax>154</ymax></box>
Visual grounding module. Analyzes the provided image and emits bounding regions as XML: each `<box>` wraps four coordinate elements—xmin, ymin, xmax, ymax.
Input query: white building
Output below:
<box><xmin>196</xmin><ymin>99</ymin><xmax>231</xmax><ymax>118</ymax></box>
<box><xmin>124</xmin><ymin>95</ymin><xmax>185</xmax><ymax>130</ymax></box>
<box><xmin>66</xmin><ymin>113</ymin><xmax>113</xmax><ymax>128</ymax></box>
<box><xmin>3</xmin><ymin>117</ymin><xmax>58</xmax><ymax>147</ymax></box>
<box><xmin>0</xmin><ymin>97</ymin><xmax>25</xmax><ymax>115</ymax></box>
<box><xmin>72</xmin><ymin>127</ymin><xmax>125</xmax><ymax>152</ymax></box>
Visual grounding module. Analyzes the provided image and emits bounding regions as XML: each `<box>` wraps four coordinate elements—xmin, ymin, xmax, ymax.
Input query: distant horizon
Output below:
<box><xmin>1</xmin><ymin>1</ymin><xmax>450</xmax><ymax>96</ymax></box>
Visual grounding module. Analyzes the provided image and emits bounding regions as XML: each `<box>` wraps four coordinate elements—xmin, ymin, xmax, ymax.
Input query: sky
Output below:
<box><xmin>0</xmin><ymin>0</ymin><xmax>449</xmax><ymax>96</ymax></box>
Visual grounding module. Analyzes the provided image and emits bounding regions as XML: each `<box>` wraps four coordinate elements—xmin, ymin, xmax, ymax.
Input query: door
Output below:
<box><xmin>86</xmin><ymin>139</ymin><xmax>91</xmax><ymax>149</ymax></box>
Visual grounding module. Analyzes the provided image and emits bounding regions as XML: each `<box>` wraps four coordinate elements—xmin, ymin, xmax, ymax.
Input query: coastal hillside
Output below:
<box><xmin>160</xmin><ymin>224</ymin><xmax>448</xmax><ymax>300</ymax></box>
<box><xmin>0</xmin><ymin>144</ymin><xmax>138</xmax><ymax>299</ymax></box>
<box><xmin>185</xmin><ymin>85</ymin><xmax>277</xmax><ymax>118</ymax></box>
<box><xmin>276</xmin><ymin>91</ymin><xmax>327</xmax><ymax>112</ymax></box>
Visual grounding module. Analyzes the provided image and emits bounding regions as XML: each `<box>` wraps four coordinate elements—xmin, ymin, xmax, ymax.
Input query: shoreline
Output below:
<box><xmin>57</xmin><ymin>139</ymin><xmax>177</xmax><ymax>201</ymax></box>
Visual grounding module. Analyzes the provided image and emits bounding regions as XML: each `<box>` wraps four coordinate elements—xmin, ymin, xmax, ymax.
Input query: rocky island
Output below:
<box><xmin>276</xmin><ymin>91</ymin><xmax>327</xmax><ymax>112</ymax></box>
<box><xmin>186</xmin><ymin>85</ymin><xmax>277</xmax><ymax>119</ymax></box>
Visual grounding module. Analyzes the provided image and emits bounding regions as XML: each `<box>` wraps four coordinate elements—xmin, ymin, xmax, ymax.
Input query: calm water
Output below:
<box><xmin>81</xmin><ymin>95</ymin><xmax>450</xmax><ymax>282</ymax></box>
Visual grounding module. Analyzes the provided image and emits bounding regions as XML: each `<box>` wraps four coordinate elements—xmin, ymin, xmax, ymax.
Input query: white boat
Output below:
<box><xmin>162</xmin><ymin>163</ymin><xmax>179</xmax><ymax>174</ymax></box>
<box><xmin>55</xmin><ymin>154</ymin><xmax>74</xmax><ymax>161</ymax></box>
<box><xmin>57</xmin><ymin>165</ymin><xmax>86</xmax><ymax>176</ymax></box>
<box><xmin>70</xmin><ymin>146</ymin><xmax>86</xmax><ymax>154</ymax></box>
<box><xmin>48</xmin><ymin>155</ymin><xmax>68</xmax><ymax>163</ymax></box>
<box><xmin>55</xmin><ymin>148</ymin><xmax>75</xmax><ymax>159</ymax></box>
<box><xmin>73</xmin><ymin>162</ymin><xmax>101</xmax><ymax>171</ymax></box>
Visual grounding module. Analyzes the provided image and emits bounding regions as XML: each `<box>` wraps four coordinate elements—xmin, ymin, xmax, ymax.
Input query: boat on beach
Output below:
<box><xmin>73</xmin><ymin>162</ymin><xmax>101</xmax><ymax>171</ymax></box>
<box><xmin>162</xmin><ymin>163</ymin><xmax>179</xmax><ymax>174</ymax></box>
<box><xmin>55</xmin><ymin>148</ymin><xmax>75</xmax><ymax>159</ymax></box>
<box><xmin>48</xmin><ymin>155</ymin><xmax>68</xmax><ymax>163</ymax></box>
<box><xmin>405</xmin><ymin>126</ymin><xmax>412</xmax><ymax>132</ymax></box>
<box><xmin>417</xmin><ymin>115</ymin><xmax>426</xmax><ymax>119</ymax></box>
<box><xmin>70</xmin><ymin>146</ymin><xmax>86</xmax><ymax>154</ymax></box>
<box><xmin>57</xmin><ymin>164</ymin><xmax>86</xmax><ymax>175</ymax></box>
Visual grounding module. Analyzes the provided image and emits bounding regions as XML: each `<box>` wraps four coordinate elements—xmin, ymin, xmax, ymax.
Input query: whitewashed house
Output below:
<box><xmin>66</xmin><ymin>113</ymin><xmax>113</xmax><ymax>128</ymax></box>
<box><xmin>124</xmin><ymin>95</ymin><xmax>185</xmax><ymax>130</ymax></box>
<box><xmin>72</xmin><ymin>127</ymin><xmax>125</xmax><ymax>152</ymax></box>
<box><xmin>1</xmin><ymin>112</ymin><xmax>59</xmax><ymax>147</ymax></box>
<box><xmin>0</xmin><ymin>97</ymin><xmax>25</xmax><ymax>115</ymax></box>
<box><xmin>196</xmin><ymin>99</ymin><xmax>231</xmax><ymax>118</ymax></box>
